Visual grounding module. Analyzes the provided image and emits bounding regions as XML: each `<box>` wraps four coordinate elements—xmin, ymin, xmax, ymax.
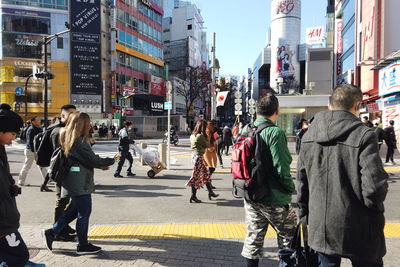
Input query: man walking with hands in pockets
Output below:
<box><xmin>297</xmin><ymin>84</ymin><xmax>388</xmax><ymax>266</ymax></box>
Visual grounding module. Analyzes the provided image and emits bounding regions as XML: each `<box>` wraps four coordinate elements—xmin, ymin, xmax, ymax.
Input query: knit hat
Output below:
<box><xmin>0</xmin><ymin>104</ymin><xmax>23</xmax><ymax>133</ymax></box>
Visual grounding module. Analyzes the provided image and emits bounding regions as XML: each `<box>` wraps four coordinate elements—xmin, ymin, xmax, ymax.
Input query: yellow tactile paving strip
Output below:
<box><xmin>89</xmin><ymin>223</ymin><xmax>400</xmax><ymax>240</ymax></box>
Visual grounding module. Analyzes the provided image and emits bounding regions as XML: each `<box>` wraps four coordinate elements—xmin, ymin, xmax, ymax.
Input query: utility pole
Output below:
<box><xmin>42</xmin><ymin>27</ymin><xmax>70</xmax><ymax>127</ymax></box>
<box><xmin>211</xmin><ymin>32</ymin><xmax>216</xmax><ymax>120</ymax></box>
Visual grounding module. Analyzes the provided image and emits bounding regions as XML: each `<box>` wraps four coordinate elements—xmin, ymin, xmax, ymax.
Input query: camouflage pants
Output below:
<box><xmin>241</xmin><ymin>200</ymin><xmax>297</xmax><ymax>259</ymax></box>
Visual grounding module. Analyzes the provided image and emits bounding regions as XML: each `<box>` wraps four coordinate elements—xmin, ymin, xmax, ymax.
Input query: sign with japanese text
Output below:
<box><xmin>335</xmin><ymin>20</ymin><xmax>343</xmax><ymax>85</ymax></box>
<box><xmin>150</xmin><ymin>75</ymin><xmax>166</xmax><ymax>97</ymax></box>
<box><xmin>379</xmin><ymin>60</ymin><xmax>400</xmax><ymax>96</ymax></box>
<box><xmin>70</xmin><ymin>0</ymin><xmax>101</xmax><ymax>95</ymax></box>
<box><xmin>306</xmin><ymin>26</ymin><xmax>325</xmax><ymax>45</ymax></box>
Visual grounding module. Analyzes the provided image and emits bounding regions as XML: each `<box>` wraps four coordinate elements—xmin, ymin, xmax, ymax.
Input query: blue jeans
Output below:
<box><xmin>318</xmin><ymin>252</ymin><xmax>383</xmax><ymax>267</ymax></box>
<box><xmin>53</xmin><ymin>194</ymin><xmax>92</xmax><ymax>246</ymax></box>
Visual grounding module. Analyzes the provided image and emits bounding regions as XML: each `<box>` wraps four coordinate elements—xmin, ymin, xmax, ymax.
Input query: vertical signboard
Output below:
<box><xmin>335</xmin><ymin>19</ymin><xmax>343</xmax><ymax>86</ymax></box>
<box><xmin>70</xmin><ymin>0</ymin><xmax>101</xmax><ymax>95</ymax></box>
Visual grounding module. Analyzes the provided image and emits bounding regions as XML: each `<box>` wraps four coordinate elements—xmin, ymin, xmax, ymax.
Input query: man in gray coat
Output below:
<box><xmin>297</xmin><ymin>84</ymin><xmax>388</xmax><ymax>266</ymax></box>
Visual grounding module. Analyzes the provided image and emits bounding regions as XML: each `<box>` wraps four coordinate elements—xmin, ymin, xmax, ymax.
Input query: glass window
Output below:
<box><xmin>119</xmin><ymin>30</ymin><xmax>126</xmax><ymax>44</ymax></box>
<box><xmin>2</xmin><ymin>14</ymin><xmax>50</xmax><ymax>34</ymax></box>
<box><xmin>341</xmin><ymin>51</ymin><xmax>355</xmax><ymax>74</ymax></box>
<box><xmin>342</xmin><ymin>21</ymin><xmax>355</xmax><ymax>54</ymax></box>
<box><xmin>342</xmin><ymin>0</ymin><xmax>355</xmax><ymax>27</ymax></box>
<box><xmin>57</xmin><ymin>37</ymin><xmax>63</xmax><ymax>49</ymax></box>
<box><xmin>117</xmin><ymin>10</ymin><xmax>124</xmax><ymax>23</ymax></box>
<box><xmin>126</xmin><ymin>33</ymin><xmax>132</xmax><ymax>48</ymax></box>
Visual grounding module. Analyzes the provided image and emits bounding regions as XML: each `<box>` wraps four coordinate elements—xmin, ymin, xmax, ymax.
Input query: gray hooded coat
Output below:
<box><xmin>297</xmin><ymin>110</ymin><xmax>388</xmax><ymax>261</ymax></box>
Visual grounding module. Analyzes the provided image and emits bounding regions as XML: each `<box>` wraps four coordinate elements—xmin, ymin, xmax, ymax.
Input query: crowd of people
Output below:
<box><xmin>0</xmin><ymin>83</ymin><xmax>395</xmax><ymax>266</ymax></box>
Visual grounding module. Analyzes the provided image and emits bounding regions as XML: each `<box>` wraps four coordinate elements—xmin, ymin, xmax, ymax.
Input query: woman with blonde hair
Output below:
<box><xmin>204</xmin><ymin>120</ymin><xmax>218</xmax><ymax>189</ymax></box>
<box><xmin>186</xmin><ymin>120</ymin><xmax>219</xmax><ymax>203</ymax></box>
<box><xmin>43</xmin><ymin>112</ymin><xmax>118</xmax><ymax>255</ymax></box>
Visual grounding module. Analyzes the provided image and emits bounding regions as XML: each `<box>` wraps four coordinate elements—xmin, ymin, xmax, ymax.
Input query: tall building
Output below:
<box><xmin>163</xmin><ymin>3</ymin><xmax>210</xmax><ymax>126</ymax></box>
<box><xmin>270</xmin><ymin>0</ymin><xmax>301</xmax><ymax>91</ymax></box>
<box><xmin>334</xmin><ymin>0</ymin><xmax>356</xmax><ymax>85</ymax></box>
<box><xmin>163</xmin><ymin>0</ymin><xmax>191</xmax><ymax>18</ymax></box>
<box><xmin>110</xmin><ymin>0</ymin><xmax>166</xmax><ymax>136</ymax></box>
<box><xmin>0</xmin><ymin>1</ymin><xmax>70</xmax><ymax>120</ymax></box>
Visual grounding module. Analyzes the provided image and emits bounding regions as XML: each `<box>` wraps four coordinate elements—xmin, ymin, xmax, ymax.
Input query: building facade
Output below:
<box><xmin>111</xmin><ymin>0</ymin><xmax>166</xmax><ymax>136</ymax></box>
<box><xmin>0</xmin><ymin>2</ymin><xmax>70</xmax><ymax>120</ymax></box>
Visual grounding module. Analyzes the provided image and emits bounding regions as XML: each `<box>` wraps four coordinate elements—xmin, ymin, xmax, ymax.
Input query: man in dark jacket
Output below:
<box><xmin>0</xmin><ymin>104</ymin><xmax>30</xmax><ymax>266</ymax></box>
<box><xmin>373</xmin><ymin>121</ymin><xmax>385</xmax><ymax>150</ymax></box>
<box><xmin>114</xmin><ymin>121</ymin><xmax>135</xmax><ymax>178</ymax></box>
<box><xmin>50</xmin><ymin>104</ymin><xmax>77</xmax><ymax>241</ymax></box>
<box><xmin>383</xmin><ymin>120</ymin><xmax>397</xmax><ymax>165</ymax></box>
<box><xmin>17</xmin><ymin>116</ymin><xmax>48</xmax><ymax>187</ymax></box>
<box><xmin>297</xmin><ymin>84</ymin><xmax>388</xmax><ymax>266</ymax></box>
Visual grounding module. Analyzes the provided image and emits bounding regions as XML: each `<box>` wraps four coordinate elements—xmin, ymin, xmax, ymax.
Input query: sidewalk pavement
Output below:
<box><xmin>9</xmin><ymin>142</ymin><xmax>400</xmax><ymax>266</ymax></box>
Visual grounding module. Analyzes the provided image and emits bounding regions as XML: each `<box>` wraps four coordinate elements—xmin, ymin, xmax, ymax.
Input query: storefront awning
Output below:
<box><xmin>372</xmin><ymin>50</ymin><xmax>400</xmax><ymax>70</ymax></box>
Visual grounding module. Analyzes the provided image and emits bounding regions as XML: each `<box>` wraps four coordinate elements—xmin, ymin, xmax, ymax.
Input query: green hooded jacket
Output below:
<box><xmin>252</xmin><ymin>117</ymin><xmax>294</xmax><ymax>205</ymax></box>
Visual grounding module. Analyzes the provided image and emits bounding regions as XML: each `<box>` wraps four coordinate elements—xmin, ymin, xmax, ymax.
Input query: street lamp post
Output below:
<box><xmin>42</xmin><ymin>27</ymin><xmax>70</xmax><ymax>127</ymax></box>
<box><xmin>24</xmin><ymin>73</ymin><xmax>34</xmax><ymax>122</ymax></box>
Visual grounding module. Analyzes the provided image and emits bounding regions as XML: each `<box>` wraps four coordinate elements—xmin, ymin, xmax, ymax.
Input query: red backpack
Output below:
<box><xmin>231</xmin><ymin>122</ymin><xmax>276</xmax><ymax>201</ymax></box>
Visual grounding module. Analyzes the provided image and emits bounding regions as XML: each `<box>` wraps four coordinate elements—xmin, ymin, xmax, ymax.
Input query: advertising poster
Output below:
<box><xmin>70</xmin><ymin>0</ymin><xmax>102</xmax><ymax>95</ymax></box>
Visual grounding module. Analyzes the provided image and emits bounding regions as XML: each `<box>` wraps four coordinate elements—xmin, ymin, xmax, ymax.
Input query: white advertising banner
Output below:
<box><xmin>306</xmin><ymin>26</ymin><xmax>325</xmax><ymax>45</ymax></box>
<box><xmin>379</xmin><ymin>60</ymin><xmax>400</xmax><ymax>96</ymax></box>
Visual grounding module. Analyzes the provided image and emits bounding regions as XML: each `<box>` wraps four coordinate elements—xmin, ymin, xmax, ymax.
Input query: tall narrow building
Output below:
<box><xmin>269</xmin><ymin>0</ymin><xmax>301</xmax><ymax>92</ymax></box>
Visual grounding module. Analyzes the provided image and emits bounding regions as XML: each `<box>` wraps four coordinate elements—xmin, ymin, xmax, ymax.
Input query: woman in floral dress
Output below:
<box><xmin>186</xmin><ymin>120</ymin><xmax>219</xmax><ymax>203</ymax></box>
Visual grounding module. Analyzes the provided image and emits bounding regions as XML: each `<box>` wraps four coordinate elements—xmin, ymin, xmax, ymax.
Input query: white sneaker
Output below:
<box><xmin>18</xmin><ymin>181</ymin><xmax>30</xmax><ymax>186</ymax></box>
<box><xmin>384</xmin><ymin>162</ymin><xmax>393</xmax><ymax>166</ymax></box>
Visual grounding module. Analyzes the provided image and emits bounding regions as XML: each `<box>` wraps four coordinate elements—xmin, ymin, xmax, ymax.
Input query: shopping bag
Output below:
<box><xmin>278</xmin><ymin>218</ymin><xmax>318</xmax><ymax>267</ymax></box>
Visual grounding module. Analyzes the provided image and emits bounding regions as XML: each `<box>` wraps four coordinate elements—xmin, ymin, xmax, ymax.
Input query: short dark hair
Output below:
<box><xmin>30</xmin><ymin>116</ymin><xmax>38</xmax><ymax>122</ymax></box>
<box><xmin>124</xmin><ymin>121</ymin><xmax>133</xmax><ymax>127</ymax></box>
<box><xmin>61</xmin><ymin>104</ymin><xmax>77</xmax><ymax>111</ymax></box>
<box><xmin>256</xmin><ymin>93</ymin><xmax>279</xmax><ymax>117</ymax></box>
<box><xmin>363</xmin><ymin>116</ymin><xmax>369</xmax><ymax>120</ymax></box>
<box><xmin>389</xmin><ymin>120</ymin><xmax>395</xmax><ymax>126</ymax></box>
<box><xmin>330</xmin><ymin>84</ymin><xmax>362</xmax><ymax>111</ymax></box>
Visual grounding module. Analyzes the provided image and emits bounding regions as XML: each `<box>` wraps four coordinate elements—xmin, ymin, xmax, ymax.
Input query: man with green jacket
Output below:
<box><xmin>241</xmin><ymin>94</ymin><xmax>296</xmax><ymax>267</ymax></box>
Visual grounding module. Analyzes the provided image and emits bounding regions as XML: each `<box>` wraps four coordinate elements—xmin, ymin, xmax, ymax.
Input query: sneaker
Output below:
<box><xmin>42</xmin><ymin>229</ymin><xmax>55</xmax><ymax>251</ymax></box>
<box><xmin>76</xmin><ymin>243</ymin><xmax>102</xmax><ymax>255</ymax></box>
<box><xmin>54</xmin><ymin>233</ymin><xmax>76</xmax><ymax>242</ymax></box>
<box><xmin>66</xmin><ymin>225</ymin><xmax>76</xmax><ymax>234</ymax></box>
<box><xmin>384</xmin><ymin>162</ymin><xmax>392</xmax><ymax>166</ymax></box>
<box><xmin>18</xmin><ymin>181</ymin><xmax>30</xmax><ymax>187</ymax></box>
<box><xmin>391</xmin><ymin>161</ymin><xmax>396</xmax><ymax>165</ymax></box>
<box><xmin>114</xmin><ymin>174</ymin><xmax>123</xmax><ymax>178</ymax></box>
<box><xmin>126</xmin><ymin>172</ymin><xmax>136</xmax><ymax>177</ymax></box>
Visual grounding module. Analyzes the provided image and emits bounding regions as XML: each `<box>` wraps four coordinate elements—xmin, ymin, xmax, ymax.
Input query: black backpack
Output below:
<box><xmin>34</xmin><ymin>125</ymin><xmax>58</xmax><ymax>167</ymax></box>
<box><xmin>231</xmin><ymin>122</ymin><xmax>276</xmax><ymax>202</ymax></box>
<box><xmin>48</xmin><ymin>147</ymin><xmax>71</xmax><ymax>183</ymax></box>
<box><xmin>20</xmin><ymin>126</ymin><xmax>29</xmax><ymax>142</ymax></box>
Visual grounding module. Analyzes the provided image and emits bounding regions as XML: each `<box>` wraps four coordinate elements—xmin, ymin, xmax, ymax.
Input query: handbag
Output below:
<box><xmin>278</xmin><ymin>217</ymin><xmax>318</xmax><ymax>267</ymax></box>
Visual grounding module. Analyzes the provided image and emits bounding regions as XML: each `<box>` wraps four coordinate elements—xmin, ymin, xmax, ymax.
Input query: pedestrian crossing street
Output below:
<box><xmin>5</xmin><ymin>142</ymin><xmax>191</xmax><ymax>160</ymax></box>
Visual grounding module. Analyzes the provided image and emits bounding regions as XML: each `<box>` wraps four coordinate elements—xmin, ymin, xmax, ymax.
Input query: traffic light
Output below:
<box><xmin>34</xmin><ymin>71</ymin><xmax>56</xmax><ymax>80</ymax></box>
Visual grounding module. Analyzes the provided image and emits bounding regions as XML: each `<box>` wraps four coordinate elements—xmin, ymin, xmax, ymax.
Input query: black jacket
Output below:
<box><xmin>50</xmin><ymin>122</ymin><xmax>65</xmax><ymax>150</ymax></box>
<box><xmin>118</xmin><ymin>128</ymin><xmax>134</xmax><ymax>152</ymax></box>
<box><xmin>0</xmin><ymin>146</ymin><xmax>20</xmax><ymax>235</ymax></box>
<box><xmin>297</xmin><ymin>110</ymin><xmax>388</xmax><ymax>260</ymax></box>
<box><xmin>26</xmin><ymin>125</ymin><xmax>43</xmax><ymax>152</ymax></box>
<box><xmin>222</xmin><ymin>127</ymin><xmax>233</xmax><ymax>146</ymax></box>
<box><xmin>383</xmin><ymin>126</ymin><xmax>396</xmax><ymax>147</ymax></box>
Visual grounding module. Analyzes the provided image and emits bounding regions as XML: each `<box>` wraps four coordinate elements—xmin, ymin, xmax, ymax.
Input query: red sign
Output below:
<box><xmin>124</xmin><ymin>108</ymin><xmax>134</xmax><ymax>116</ymax></box>
<box><xmin>276</xmin><ymin>0</ymin><xmax>295</xmax><ymax>15</ymax></box>
<box><xmin>122</xmin><ymin>86</ymin><xmax>135</xmax><ymax>96</ymax></box>
<box><xmin>150</xmin><ymin>75</ymin><xmax>166</xmax><ymax>97</ymax></box>
<box><xmin>367</xmin><ymin>103</ymin><xmax>379</xmax><ymax>112</ymax></box>
<box><xmin>111</xmin><ymin>73</ymin><xmax>116</xmax><ymax>95</ymax></box>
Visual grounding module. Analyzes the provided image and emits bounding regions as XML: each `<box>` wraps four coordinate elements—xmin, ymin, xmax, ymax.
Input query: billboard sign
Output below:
<box><xmin>306</xmin><ymin>26</ymin><xmax>325</xmax><ymax>45</ymax></box>
<box><xmin>70</xmin><ymin>0</ymin><xmax>102</xmax><ymax>95</ymax></box>
<box><xmin>379</xmin><ymin>60</ymin><xmax>400</xmax><ymax>96</ymax></box>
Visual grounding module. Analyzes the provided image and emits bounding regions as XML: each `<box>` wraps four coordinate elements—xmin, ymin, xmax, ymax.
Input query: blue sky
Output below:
<box><xmin>191</xmin><ymin>0</ymin><xmax>327</xmax><ymax>76</ymax></box>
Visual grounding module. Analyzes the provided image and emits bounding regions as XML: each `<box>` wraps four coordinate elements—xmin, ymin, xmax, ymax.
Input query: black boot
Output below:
<box><xmin>190</xmin><ymin>187</ymin><xmax>201</xmax><ymax>203</ymax></box>
<box><xmin>206</xmin><ymin>183</ymin><xmax>219</xmax><ymax>200</ymax></box>
<box><xmin>245</xmin><ymin>258</ymin><xmax>259</xmax><ymax>267</ymax></box>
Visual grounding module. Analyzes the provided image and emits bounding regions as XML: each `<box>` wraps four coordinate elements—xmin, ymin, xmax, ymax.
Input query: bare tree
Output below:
<box><xmin>175</xmin><ymin>66</ymin><xmax>211</xmax><ymax>128</ymax></box>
